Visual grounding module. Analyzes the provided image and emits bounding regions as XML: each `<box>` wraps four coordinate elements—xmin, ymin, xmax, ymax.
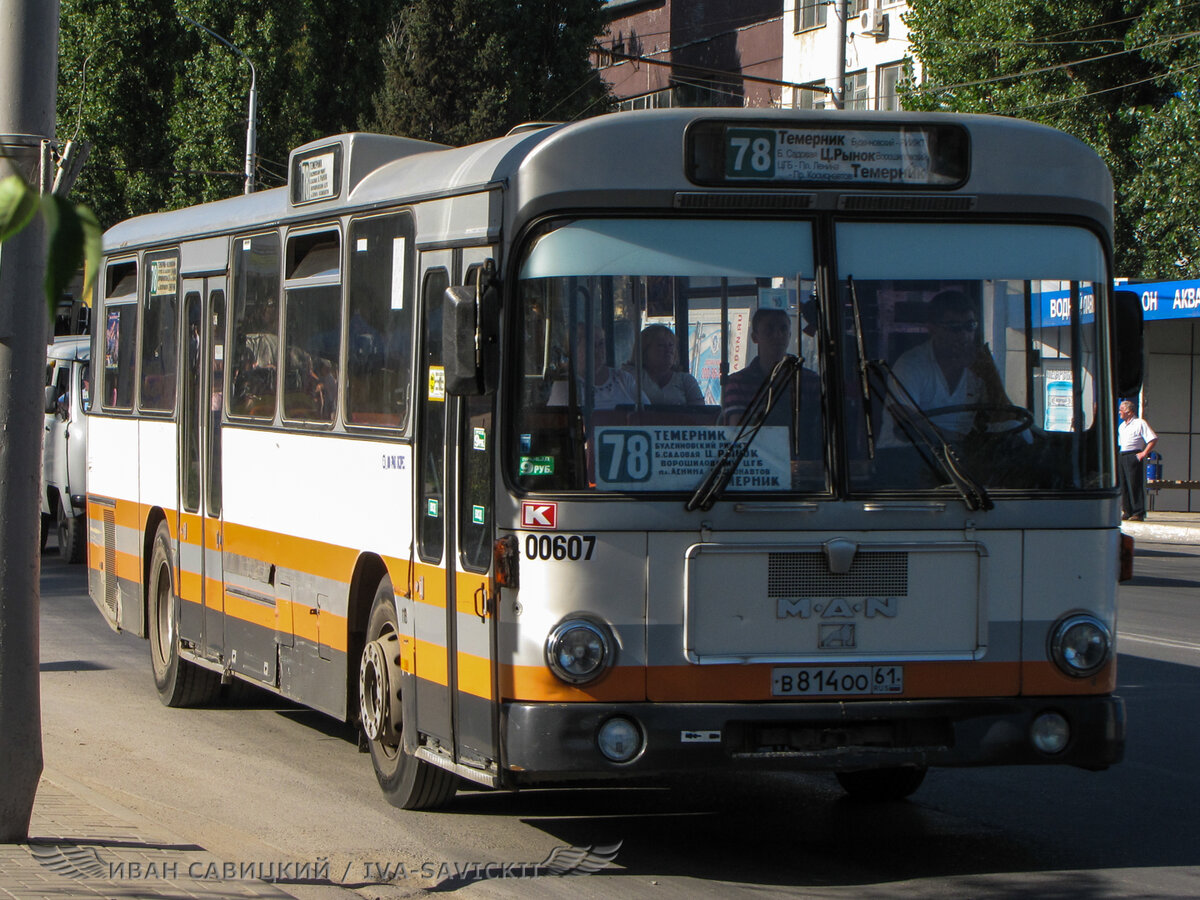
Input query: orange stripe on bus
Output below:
<box><xmin>1021</xmin><ymin>660</ymin><xmax>1117</xmax><ymax>695</ymax></box>
<box><xmin>456</xmin><ymin>651</ymin><xmax>494</xmax><ymax>700</ymax></box>
<box><xmin>500</xmin><ymin>664</ymin><xmax>647</xmax><ymax>702</ymax></box>
<box><xmin>415</xmin><ymin>638</ymin><xmax>449</xmax><ymax>686</ymax></box>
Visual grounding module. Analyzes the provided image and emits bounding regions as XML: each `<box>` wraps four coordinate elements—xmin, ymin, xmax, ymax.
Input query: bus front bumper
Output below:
<box><xmin>500</xmin><ymin>696</ymin><xmax>1124</xmax><ymax>784</ymax></box>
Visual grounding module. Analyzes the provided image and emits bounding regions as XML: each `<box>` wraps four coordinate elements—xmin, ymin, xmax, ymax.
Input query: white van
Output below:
<box><xmin>42</xmin><ymin>336</ymin><xmax>90</xmax><ymax>563</ymax></box>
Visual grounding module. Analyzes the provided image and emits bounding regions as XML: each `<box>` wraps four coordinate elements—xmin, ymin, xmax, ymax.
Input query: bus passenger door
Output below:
<box><xmin>177</xmin><ymin>279</ymin><xmax>226</xmax><ymax>664</ymax></box>
<box><xmin>414</xmin><ymin>249</ymin><xmax>499</xmax><ymax>783</ymax></box>
<box><xmin>450</xmin><ymin>250</ymin><xmax>499</xmax><ymax>775</ymax></box>
<box><xmin>202</xmin><ymin>284</ymin><xmax>227</xmax><ymax>660</ymax></box>
<box><xmin>415</xmin><ymin>256</ymin><xmax>454</xmax><ymax>751</ymax></box>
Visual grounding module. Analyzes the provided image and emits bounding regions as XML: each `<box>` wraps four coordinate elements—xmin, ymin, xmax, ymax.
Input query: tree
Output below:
<box><xmin>57</xmin><ymin>0</ymin><xmax>403</xmax><ymax>229</ymax></box>
<box><xmin>903</xmin><ymin>0</ymin><xmax>1197</xmax><ymax>279</ymax></box>
<box><xmin>370</xmin><ymin>0</ymin><xmax>613</xmax><ymax>146</ymax></box>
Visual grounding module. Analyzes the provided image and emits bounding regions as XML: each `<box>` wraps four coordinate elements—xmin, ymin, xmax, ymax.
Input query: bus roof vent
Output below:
<box><xmin>674</xmin><ymin>192</ymin><xmax>815</xmax><ymax>210</ymax></box>
<box><xmin>839</xmin><ymin>194</ymin><xmax>977</xmax><ymax>212</ymax></box>
<box><xmin>506</xmin><ymin>122</ymin><xmax>561</xmax><ymax>136</ymax></box>
<box><xmin>287</xmin><ymin>133</ymin><xmax>448</xmax><ymax>208</ymax></box>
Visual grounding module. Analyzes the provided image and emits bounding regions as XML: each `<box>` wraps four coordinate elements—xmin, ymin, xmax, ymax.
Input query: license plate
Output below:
<box><xmin>771</xmin><ymin>666</ymin><xmax>903</xmax><ymax>697</ymax></box>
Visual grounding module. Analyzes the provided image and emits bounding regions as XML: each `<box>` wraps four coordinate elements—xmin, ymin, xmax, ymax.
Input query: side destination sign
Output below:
<box><xmin>686</xmin><ymin>120</ymin><xmax>969</xmax><ymax>189</ymax></box>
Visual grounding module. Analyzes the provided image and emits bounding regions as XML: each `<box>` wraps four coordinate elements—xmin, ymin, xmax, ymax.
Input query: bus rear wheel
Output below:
<box><xmin>360</xmin><ymin>577</ymin><xmax>459</xmax><ymax>810</ymax></box>
<box><xmin>148</xmin><ymin>522</ymin><xmax>220</xmax><ymax>707</ymax></box>
<box><xmin>835</xmin><ymin>766</ymin><xmax>927</xmax><ymax>801</ymax></box>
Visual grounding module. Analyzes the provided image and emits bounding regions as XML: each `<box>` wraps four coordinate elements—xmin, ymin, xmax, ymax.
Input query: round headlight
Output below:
<box><xmin>545</xmin><ymin>618</ymin><xmax>613</xmax><ymax>685</ymax></box>
<box><xmin>1050</xmin><ymin>614</ymin><xmax>1112</xmax><ymax>677</ymax></box>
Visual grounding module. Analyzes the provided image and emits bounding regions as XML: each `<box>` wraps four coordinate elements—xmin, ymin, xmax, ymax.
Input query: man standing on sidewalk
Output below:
<box><xmin>1118</xmin><ymin>399</ymin><xmax>1157</xmax><ymax>521</ymax></box>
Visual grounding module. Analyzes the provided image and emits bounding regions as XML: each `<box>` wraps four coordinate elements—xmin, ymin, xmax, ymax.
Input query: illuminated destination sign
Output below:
<box><xmin>686</xmin><ymin>121</ymin><xmax>969</xmax><ymax>188</ymax></box>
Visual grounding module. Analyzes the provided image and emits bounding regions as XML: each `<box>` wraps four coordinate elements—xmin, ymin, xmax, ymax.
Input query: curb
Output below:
<box><xmin>1121</xmin><ymin>521</ymin><xmax>1200</xmax><ymax>545</ymax></box>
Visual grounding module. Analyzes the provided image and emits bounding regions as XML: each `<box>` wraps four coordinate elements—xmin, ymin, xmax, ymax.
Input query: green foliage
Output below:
<box><xmin>904</xmin><ymin>0</ymin><xmax>1200</xmax><ymax>278</ymax></box>
<box><xmin>370</xmin><ymin>0</ymin><xmax>613</xmax><ymax>146</ymax></box>
<box><xmin>57</xmin><ymin>0</ymin><xmax>402</xmax><ymax>228</ymax></box>
<box><xmin>0</xmin><ymin>174</ymin><xmax>101</xmax><ymax>319</ymax></box>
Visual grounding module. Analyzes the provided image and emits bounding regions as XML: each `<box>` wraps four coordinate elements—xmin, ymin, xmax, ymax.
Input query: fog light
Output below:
<box><xmin>545</xmin><ymin>617</ymin><xmax>613</xmax><ymax>685</ymax></box>
<box><xmin>1031</xmin><ymin>711</ymin><xmax>1070</xmax><ymax>754</ymax></box>
<box><xmin>1049</xmin><ymin>613</ymin><xmax>1112</xmax><ymax>677</ymax></box>
<box><xmin>597</xmin><ymin>716</ymin><xmax>643</xmax><ymax>763</ymax></box>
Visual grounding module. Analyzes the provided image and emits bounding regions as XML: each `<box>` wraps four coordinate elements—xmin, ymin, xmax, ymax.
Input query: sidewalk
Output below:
<box><xmin>1122</xmin><ymin>509</ymin><xmax>1200</xmax><ymax>545</ymax></box>
<box><xmin>0</xmin><ymin>770</ymin><xmax>308</xmax><ymax>900</ymax></box>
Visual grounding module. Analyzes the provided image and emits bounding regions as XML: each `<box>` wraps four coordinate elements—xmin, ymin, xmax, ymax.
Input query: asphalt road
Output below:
<box><xmin>32</xmin><ymin>538</ymin><xmax>1200</xmax><ymax>899</ymax></box>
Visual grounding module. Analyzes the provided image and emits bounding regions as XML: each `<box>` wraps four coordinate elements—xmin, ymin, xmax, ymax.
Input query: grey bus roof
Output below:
<box><xmin>102</xmin><ymin>110</ymin><xmax>1112</xmax><ymax>254</ymax></box>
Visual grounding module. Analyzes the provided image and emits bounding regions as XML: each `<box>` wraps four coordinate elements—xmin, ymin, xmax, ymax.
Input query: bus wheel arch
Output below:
<box><xmin>359</xmin><ymin>574</ymin><xmax>458</xmax><ymax>809</ymax></box>
<box><xmin>147</xmin><ymin>519</ymin><xmax>220</xmax><ymax>707</ymax></box>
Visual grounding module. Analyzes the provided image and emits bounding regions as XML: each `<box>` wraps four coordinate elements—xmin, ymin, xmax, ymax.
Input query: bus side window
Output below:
<box><xmin>230</xmin><ymin>233</ymin><xmax>281</xmax><ymax>419</ymax></box>
<box><xmin>140</xmin><ymin>251</ymin><xmax>180</xmax><ymax>413</ymax></box>
<box><xmin>346</xmin><ymin>212</ymin><xmax>414</xmax><ymax>429</ymax></box>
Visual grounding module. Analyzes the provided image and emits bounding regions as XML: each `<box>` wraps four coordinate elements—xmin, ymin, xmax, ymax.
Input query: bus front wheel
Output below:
<box><xmin>360</xmin><ymin>577</ymin><xmax>459</xmax><ymax>810</ymax></box>
<box><xmin>148</xmin><ymin>522</ymin><xmax>220</xmax><ymax>707</ymax></box>
<box><xmin>835</xmin><ymin>766</ymin><xmax>927</xmax><ymax>801</ymax></box>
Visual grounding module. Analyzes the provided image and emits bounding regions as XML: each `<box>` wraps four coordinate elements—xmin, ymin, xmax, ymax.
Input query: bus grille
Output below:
<box><xmin>103</xmin><ymin>510</ymin><xmax>118</xmax><ymax>617</ymax></box>
<box><xmin>767</xmin><ymin>551</ymin><xmax>908</xmax><ymax>598</ymax></box>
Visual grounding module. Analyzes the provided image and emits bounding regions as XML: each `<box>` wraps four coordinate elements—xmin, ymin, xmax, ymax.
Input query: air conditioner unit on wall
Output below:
<box><xmin>860</xmin><ymin>8</ymin><xmax>887</xmax><ymax>36</ymax></box>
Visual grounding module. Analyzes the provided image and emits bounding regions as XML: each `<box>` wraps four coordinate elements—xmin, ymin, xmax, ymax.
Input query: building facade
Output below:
<box><xmin>782</xmin><ymin>0</ymin><xmax>917</xmax><ymax>110</ymax></box>
<box><xmin>597</xmin><ymin>0</ymin><xmax>784</xmax><ymax>109</ymax></box>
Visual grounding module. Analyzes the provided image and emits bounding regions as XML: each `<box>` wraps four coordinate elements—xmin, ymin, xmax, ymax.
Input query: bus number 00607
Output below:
<box><xmin>524</xmin><ymin>534</ymin><xmax>596</xmax><ymax>561</ymax></box>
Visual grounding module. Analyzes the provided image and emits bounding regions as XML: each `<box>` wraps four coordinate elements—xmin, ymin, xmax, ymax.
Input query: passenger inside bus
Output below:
<box><xmin>624</xmin><ymin>324</ymin><xmax>704</xmax><ymax>406</ymax></box>
<box><xmin>719</xmin><ymin>308</ymin><xmax>820</xmax><ymax>431</ymax></box>
<box><xmin>547</xmin><ymin>323</ymin><xmax>648</xmax><ymax>410</ymax></box>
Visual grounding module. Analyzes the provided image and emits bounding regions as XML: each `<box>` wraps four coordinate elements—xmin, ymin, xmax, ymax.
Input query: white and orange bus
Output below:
<box><xmin>88</xmin><ymin>109</ymin><xmax>1141</xmax><ymax>809</ymax></box>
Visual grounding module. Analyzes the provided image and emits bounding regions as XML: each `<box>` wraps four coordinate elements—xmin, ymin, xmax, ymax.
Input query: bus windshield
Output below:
<box><xmin>513</xmin><ymin>218</ymin><xmax>824</xmax><ymax>494</ymax></box>
<box><xmin>838</xmin><ymin>222</ymin><xmax>1111</xmax><ymax>495</ymax></box>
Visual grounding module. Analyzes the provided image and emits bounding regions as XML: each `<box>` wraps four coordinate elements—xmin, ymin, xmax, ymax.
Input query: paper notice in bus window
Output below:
<box><xmin>594</xmin><ymin>425</ymin><xmax>790</xmax><ymax>491</ymax></box>
<box><xmin>428</xmin><ymin>366</ymin><xmax>445</xmax><ymax>401</ymax></box>
<box><xmin>391</xmin><ymin>237</ymin><xmax>406</xmax><ymax>309</ymax></box>
<box><xmin>150</xmin><ymin>258</ymin><xmax>178</xmax><ymax>296</ymax></box>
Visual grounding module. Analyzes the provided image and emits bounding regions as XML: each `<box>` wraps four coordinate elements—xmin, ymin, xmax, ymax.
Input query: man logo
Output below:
<box><xmin>819</xmin><ymin>624</ymin><xmax>856</xmax><ymax>649</ymax></box>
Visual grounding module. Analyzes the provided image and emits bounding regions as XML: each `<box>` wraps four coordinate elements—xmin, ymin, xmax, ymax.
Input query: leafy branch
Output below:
<box><xmin>0</xmin><ymin>171</ymin><xmax>100</xmax><ymax>317</ymax></box>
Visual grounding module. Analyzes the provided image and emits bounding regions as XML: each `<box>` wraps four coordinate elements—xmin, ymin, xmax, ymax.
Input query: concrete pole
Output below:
<box><xmin>832</xmin><ymin>0</ymin><xmax>848</xmax><ymax>110</ymax></box>
<box><xmin>0</xmin><ymin>0</ymin><xmax>60</xmax><ymax>842</ymax></box>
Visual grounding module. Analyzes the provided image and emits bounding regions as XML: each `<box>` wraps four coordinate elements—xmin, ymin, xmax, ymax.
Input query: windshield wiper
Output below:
<box><xmin>870</xmin><ymin>358</ymin><xmax>993</xmax><ymax>511</ymax></box>
<box><xmin>846</xmin><ymin>277</ymin><xmax>992</xmax><ymax>512</ymax></box>
<box><xmin>686</xmin><ymin>354</ymin><xmax>800</xmax><ymax>512</ymax></box>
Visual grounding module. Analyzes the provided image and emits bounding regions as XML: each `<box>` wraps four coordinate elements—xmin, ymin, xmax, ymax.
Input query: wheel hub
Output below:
<box><xmin>359</xmin><ymin>634</ymin><xmax>402</xmax><ymax>743</ymax></box>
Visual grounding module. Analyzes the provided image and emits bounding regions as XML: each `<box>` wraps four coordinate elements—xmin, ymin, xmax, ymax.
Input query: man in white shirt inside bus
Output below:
<box><xmin>1118</xmin><ymin>399</ymin><xmax>1157</xmax><ymax>521</ymax></box>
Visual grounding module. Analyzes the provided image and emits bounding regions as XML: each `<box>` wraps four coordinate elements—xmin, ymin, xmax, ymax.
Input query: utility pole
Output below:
<box><xmin>180</xmin><ymin>15</ymin><xmax>257</xmax><ymax>194</ymax></box>
<box><xmin>832</xmin><ymin>0</ymin><xmax>848</xmax><ymax>109</ymax></box>
<box><xmin>0</xmin><ymin>0</ymin><xmax>59</xmax><ymax>842</ymax></box>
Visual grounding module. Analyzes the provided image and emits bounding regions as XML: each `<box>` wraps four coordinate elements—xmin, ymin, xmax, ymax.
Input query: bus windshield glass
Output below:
<box><xmin>837</xmin><ymin>222</ymin><xmax>1111</xmax><ymax>495</ymax></box>
<box><xmin>514</xmin><ymin>218</ymin><xmax>823</xmax><ymax>494</ymax></box>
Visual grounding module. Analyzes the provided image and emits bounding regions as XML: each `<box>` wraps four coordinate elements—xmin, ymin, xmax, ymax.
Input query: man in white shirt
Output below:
<box><xmin>1117</xmin><ymin>399</ymin><xmax>1157</xmax><ymax>521</ymax></box>
<box><xmin>879</xmin><ymin>290</ymin><xmax>1008</xmax><ymax>449</ymax></box>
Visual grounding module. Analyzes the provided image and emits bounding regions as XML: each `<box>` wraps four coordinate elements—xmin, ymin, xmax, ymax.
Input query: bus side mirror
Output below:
<box><xmin>443</xmin><ymin>261</ymin><xmax>499</xmax><ymax>396</ymax></box>
<box><xmin>44</xmin><ymin>385</ymin><xmax>58</xmax><ymax>414</ymax></box>
<box><xmin>1113</xmin><ymin>289</ymin><xmax>1144</xmax><ymax>397</ymax></box>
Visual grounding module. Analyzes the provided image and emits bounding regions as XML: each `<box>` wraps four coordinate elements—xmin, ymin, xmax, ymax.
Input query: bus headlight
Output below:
<box><xmin>545</xmin><ymin>617</ymin><xmax>613</xmax><ymax>685</ymax></box>
<box><xmin>1049</xmin><ymin>614</ymin><xmax>1112</xmax><ymax>677</ymax></box>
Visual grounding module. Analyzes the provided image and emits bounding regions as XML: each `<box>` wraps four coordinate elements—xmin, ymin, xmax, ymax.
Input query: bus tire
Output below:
<box><xmin>360</xmin><ymin>576</ymin><xmax>459</xmax><ymax>810</ymax></box>
<box><xmin>148</xmin><ymin>521</ymin><xmax>220</xmax><ymax>707</ymax></box>
<box><xmin>835</xmin><ymin>766</ymin><xmax>927</xmax><ymax>801</ymax></box>
<box><xmin>57</xmin><ymin>499</ymin><xmax>86</xmax><ymax>564</ymax></box>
